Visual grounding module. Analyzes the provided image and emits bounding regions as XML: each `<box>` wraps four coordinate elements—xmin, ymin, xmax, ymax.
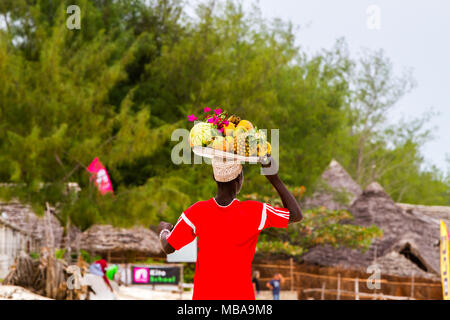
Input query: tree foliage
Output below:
<box><xmin>246</xmin><ymin>193</ymin><xmax>382</xmax><ymax>256</ymax></box>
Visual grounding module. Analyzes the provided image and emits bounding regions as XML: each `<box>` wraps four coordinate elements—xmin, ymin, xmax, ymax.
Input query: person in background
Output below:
<box><xmin>252</xmin><ymin>271</ymin><xmax>261</xmax><ymax>298</ymax></box>
<box><xmin>95</xmin><ymin>258</ymin><xmax>114</xmax><ymax>292</ymax></box>
<box><xmin>266</xmin><ymin>273</ymin><xmax>284</xmax><ymax>300</ymax></box>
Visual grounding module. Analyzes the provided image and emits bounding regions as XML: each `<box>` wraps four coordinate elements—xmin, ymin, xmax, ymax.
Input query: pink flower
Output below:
<box><xmin>214</xmin><ymin>108</ymin><xmax>222</xmax><ymax>115</ymax></box>
<box><xmin>208</xmin><ymin>117</ymin><xmax>214</xmax><ymax>123</ymax></box>
<box><xmin>213</xmin><ymin>117</ymin><xmax>220</xmax><ymax>125</ymax></box>
<box><xmin>187</xmin><ymin>114</ymin><xmax>197</xmax><ymax>122</ymax></box>
<box><xmin>204</xmin><ymin>107</ymin><xmax>211</xmax><ymax>112</ymax></box>
<box><xmin>218</xmin><ymin>127</ymin><xmax>224</xmax><ymax>133</ymax></box>
<box><xmin>223</xmin><ymin>120</ymin><xmax>229</xmax><ymax>126</ymax></box>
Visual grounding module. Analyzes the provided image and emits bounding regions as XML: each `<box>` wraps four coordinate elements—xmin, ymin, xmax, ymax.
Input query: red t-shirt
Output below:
<box><xmin>167</xmin><ymin>198</ymin><xmax>290</xmax><ymax>300</ymax></box>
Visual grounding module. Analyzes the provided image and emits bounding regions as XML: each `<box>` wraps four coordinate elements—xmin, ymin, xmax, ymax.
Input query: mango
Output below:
<box><xmin>236</xmin><ymin>120</ymin><xmax>254</xmax><ymax>131</ymax></box>
<box><xmin>224</xmin><ymin>122</ymin><xmax>236</xmax><ymax>136</ymax></box>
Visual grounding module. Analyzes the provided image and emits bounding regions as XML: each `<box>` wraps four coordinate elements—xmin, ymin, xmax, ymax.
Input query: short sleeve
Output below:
<box><xmin>167</xmin><ymin>212</ymin><xmax>197</xmax><ymax>250</ymax></box>
<box><xmin>259</xmin><ymin>203</ymin><xmax>290</xmax><ymax>230</ymax></box>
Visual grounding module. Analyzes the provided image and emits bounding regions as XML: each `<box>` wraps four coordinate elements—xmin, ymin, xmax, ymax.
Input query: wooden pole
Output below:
<box><xmin>179</xmin><ymin>264</ymin><xmax>184</xmax><ymax>300</ymax></box>
<box><xmin>321</xmin><ymin>282</ymin><xmax>326</xmax><ymax>300</ymax></box>
<box><xmin>290</xmin><ymin>257</ymin><xmax>294</xmax><ymax>291</ymax></box>
<box><xmin>126</xmin><ymin>262</ymin><xmax>129</xmax><ymax>286</ymax></box>
<box><xmin>337</xmin><ymin>274</ymin><xmax>341</xmax><ymax>300</ymax></box>
<box><xmin>355</xmin><ymin>277</ymin><xmax>359</xmax><ymax>300</ymax></box>
<box><xmin>65</xmin><ymin>218</ymin><xmax>71</xmax><ymax>262</ymax></box>
<box><xmin>45</xmin><ymin>202</ymin><xmax>55</xmax><ymax>249</ymax></box>
<box><xmin>44</xmin><ymin>203</ymin><xmax>55</xmax><ymax>299</ymax></box>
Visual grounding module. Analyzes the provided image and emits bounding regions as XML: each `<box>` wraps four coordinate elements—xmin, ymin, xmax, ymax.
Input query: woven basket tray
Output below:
<box><xmin>192</xmin><ymin>146</ymin><xmax>262</xmax><ymax>163</ymax></box>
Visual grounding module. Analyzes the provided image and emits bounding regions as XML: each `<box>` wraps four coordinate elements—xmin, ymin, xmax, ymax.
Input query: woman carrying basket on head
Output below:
<box><xmin>158</xmin><ymin>156</ymin><xmax>302</xmax><ymax>300</ymax></box>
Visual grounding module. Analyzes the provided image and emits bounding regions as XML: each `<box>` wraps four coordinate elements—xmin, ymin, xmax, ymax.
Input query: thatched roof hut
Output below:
<box><xmin>302</xmin><ymin>182</ymin><xmax>440</xmax><ymax>280</ymax></box>
<box><xmin>73</xmin><ymin>224</ymin><xmax>163</xmax><ymax>262</ymax></box>
<box><xmin>0</xmin><ymin>201</ymin><xmax>79</xmax><ymax>248</ymax></box>
<box><xmin>0</xmin><ymin>201</ymin><xmax>163</xmax><ymax>262</ymax></box>
<box><xmin>303</xmin><ymin>159</ymin><xmax>362</xmax><ymax>210</ymax></box>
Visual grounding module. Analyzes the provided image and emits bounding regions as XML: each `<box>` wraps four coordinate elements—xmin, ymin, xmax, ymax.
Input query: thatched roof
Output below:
<box><xmin>303</xmin><ymin>159</ymin><xmax>362</xmax><ymax>210</ymax></box>
<box><xmin>0</xmin><ymin>201</ymin><xmax>162</xmax><ymax>256</ymax></box>
<box><xmin>302</xmin><ymin>182</ymin><xmax>440</xmax><ymax>280</ymax></box>
<box><xmin>0</xmin><ymin>201</ymin><xmax>79</xmax><ymax>248</ymax></box>
<box><xmin>397</xmin><ymin>203</ymin><xmax>450</xmax><ymax>226</ymax></box>
<box><xmin>0</xmin><ymin>215</ymin><xmax>32</xmax><ymax>236</ymax></box>
<box><xmin>375</xmin><ymin>252</ymin><xmax>435</xmax><ymax>279</ymax></box>
<box><xmin>73</xmin><ymin>224</ymin><xmax>163</xmax><ymax>256</ymax></box>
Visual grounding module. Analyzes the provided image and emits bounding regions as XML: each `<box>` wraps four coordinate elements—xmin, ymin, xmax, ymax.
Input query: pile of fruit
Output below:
<box><xmin>188</xmin><ymin>109</ymin><xmax>271</xmax><ymax>157</ymax></box>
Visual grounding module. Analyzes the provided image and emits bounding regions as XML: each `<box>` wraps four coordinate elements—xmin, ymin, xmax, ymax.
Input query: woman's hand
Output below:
<box><xmin>259</xmin><ymin>155</ymin><xmax>272</xmax><ymax>168</ymax></box>
<box><xmin>259</xmin><ymin>155</ymin><xmax>277</xmax><ymax>177</ymax></box>
<box><xmin>157</xmin><ymin>221</ymin><xmax>176</xmax><ymax>255</ymax></box>
<box><xmin>158</xmin><ymin>221</ymin><xmax>173</xmax><ymax>234</ymax></box>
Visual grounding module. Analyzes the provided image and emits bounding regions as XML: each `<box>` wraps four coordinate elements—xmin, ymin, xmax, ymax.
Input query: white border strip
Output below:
<box><xmin>258</xmin><ymin>203</ymin><xmax>267</xmax><ymax>231</ymax></box>
<box><xmin>168</xmin><ymin>212</ymin><xmax>196</xmax><ymax>239</ymax></box>
<box><xmin>212</xmin><ymin>197</ymin><xmax>238</xmax><ymax>208</ymax></box>
<box><xmin>181</xmin><ymin>213</ymin><xmax>196</xmax><ymax>234</ymax></box>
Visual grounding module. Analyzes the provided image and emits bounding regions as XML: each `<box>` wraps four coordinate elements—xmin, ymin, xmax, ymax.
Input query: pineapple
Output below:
<box><xmin>236</xmin><ymin>134</ymin><xmax>246</xmax><ymax>156</ymax></box>
<box><xmin>235</xmin><ymin>131</ymin><xmax>258</xmax><ymax>156</ymax></box>
<box><xmin>254</xmin><ymin>129</ymin><xmax>268</xmax><ymax>156</ymax></box>
<box><xmin>247</xmin><ymin>131</ymin><xmax>258</xmax><ymax>156</ymax></box>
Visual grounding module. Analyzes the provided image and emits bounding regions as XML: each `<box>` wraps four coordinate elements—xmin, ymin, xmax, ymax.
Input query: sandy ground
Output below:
<box><xmin>117</xmin><ymin>285</ymin><xmax>193</xmax><ymax>300</ymax></box>
<box><xmin>0</xmin><ymin>283</ymin><xmax>296</xmax><ymax>300</ymax></box>
<box><xmin>115</xmin><ymin>286</ymin><xmax>297</xmax><ymax>300</ymax></box>
<box><xmin>0</xmin><ymin>285</ymin><xmax>51</xmax><ymax>300</ymax></box>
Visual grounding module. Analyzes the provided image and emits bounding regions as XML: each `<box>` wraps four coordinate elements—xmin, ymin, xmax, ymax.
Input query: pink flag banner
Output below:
<box><xmin>87</xmin><ymin>157</ymin><xmax>114</xmax><ymax>195</ymax></box>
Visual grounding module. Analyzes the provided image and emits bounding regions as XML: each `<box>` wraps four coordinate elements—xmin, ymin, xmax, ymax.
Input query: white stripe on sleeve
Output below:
<box><xmin>168</xmin><ymin>212</ymin><xmax>196</xmax><ymax>240</ymax></box>
<box><xmin>258</xmin><ymin>203</ymin><xmax>267</xmax><ymax>231</ymax></box>
<box><xmin>181</xmin><ymin>213</ymin><xmax>196</xmax><ymax>234</ymax></box>
<box><xmin>266</xmin><ymin>204</ymin><xmax>290</xmax><ymax>214</ymax></box>
<box><xmin>266</xmin><ymin>205</ymin><xmax>289</xmax><ymax>219</ymax></box>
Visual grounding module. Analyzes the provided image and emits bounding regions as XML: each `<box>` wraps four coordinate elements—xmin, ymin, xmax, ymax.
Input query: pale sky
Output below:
<box><xmin>242</xmin><ymin>0</ymin><xmax>450</xmax><ymax>174</ymax></box>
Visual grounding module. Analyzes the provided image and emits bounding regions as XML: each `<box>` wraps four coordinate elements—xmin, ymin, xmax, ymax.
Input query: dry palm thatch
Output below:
<box><xmin>397</xmin><ymin>203</ymin><xmax>450</xmax><ymax>226</ymax></box>
<box><xmin>303</xmin><ymin>159</ymin><xmax>362</xmax><ymax>211</ymax></box>
<box><xmin>302</xmin><ymin>182</ymin><xmax>440</xmax><ymax>280</ymax></box>
<box><xmin>3</xmin><ymin>251</ymin><xmax>38</xmax><ymax>288</ymax></box>
<box><xmin>3</xmin><ymin>249</ymin><xmax>70</xmax><ymax>299</ymax></box>
<box><xmin>0</xmin><ymin>201</ymin><xmax>80</xmax><ymax>248</ymax></box>
<box><xmin>73</xmin><ymin>224</ymin><xmax>163</xmax><ymax>257</ymax></box>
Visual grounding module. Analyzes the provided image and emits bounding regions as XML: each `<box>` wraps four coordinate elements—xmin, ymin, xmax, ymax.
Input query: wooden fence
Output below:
<box><xmin>252</xmin><ymin>259</ymin><xmax>442</xmax><ymax>300</ymax></box>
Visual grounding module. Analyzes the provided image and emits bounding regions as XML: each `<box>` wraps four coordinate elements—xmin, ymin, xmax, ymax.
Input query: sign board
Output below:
<box><xmin>167</xmin><ymin>237</ymin><xmax>197</xmax><ymax>263</ymax></box>
<box><xmin>131</xmin><ymin>265</ymin><xmax>181</xmax><ymax>285</ymax></box>
<box><xmin>440</xmin><ymin>220</ymin><xmax>450</xmax><ymax>300</ymax></box>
